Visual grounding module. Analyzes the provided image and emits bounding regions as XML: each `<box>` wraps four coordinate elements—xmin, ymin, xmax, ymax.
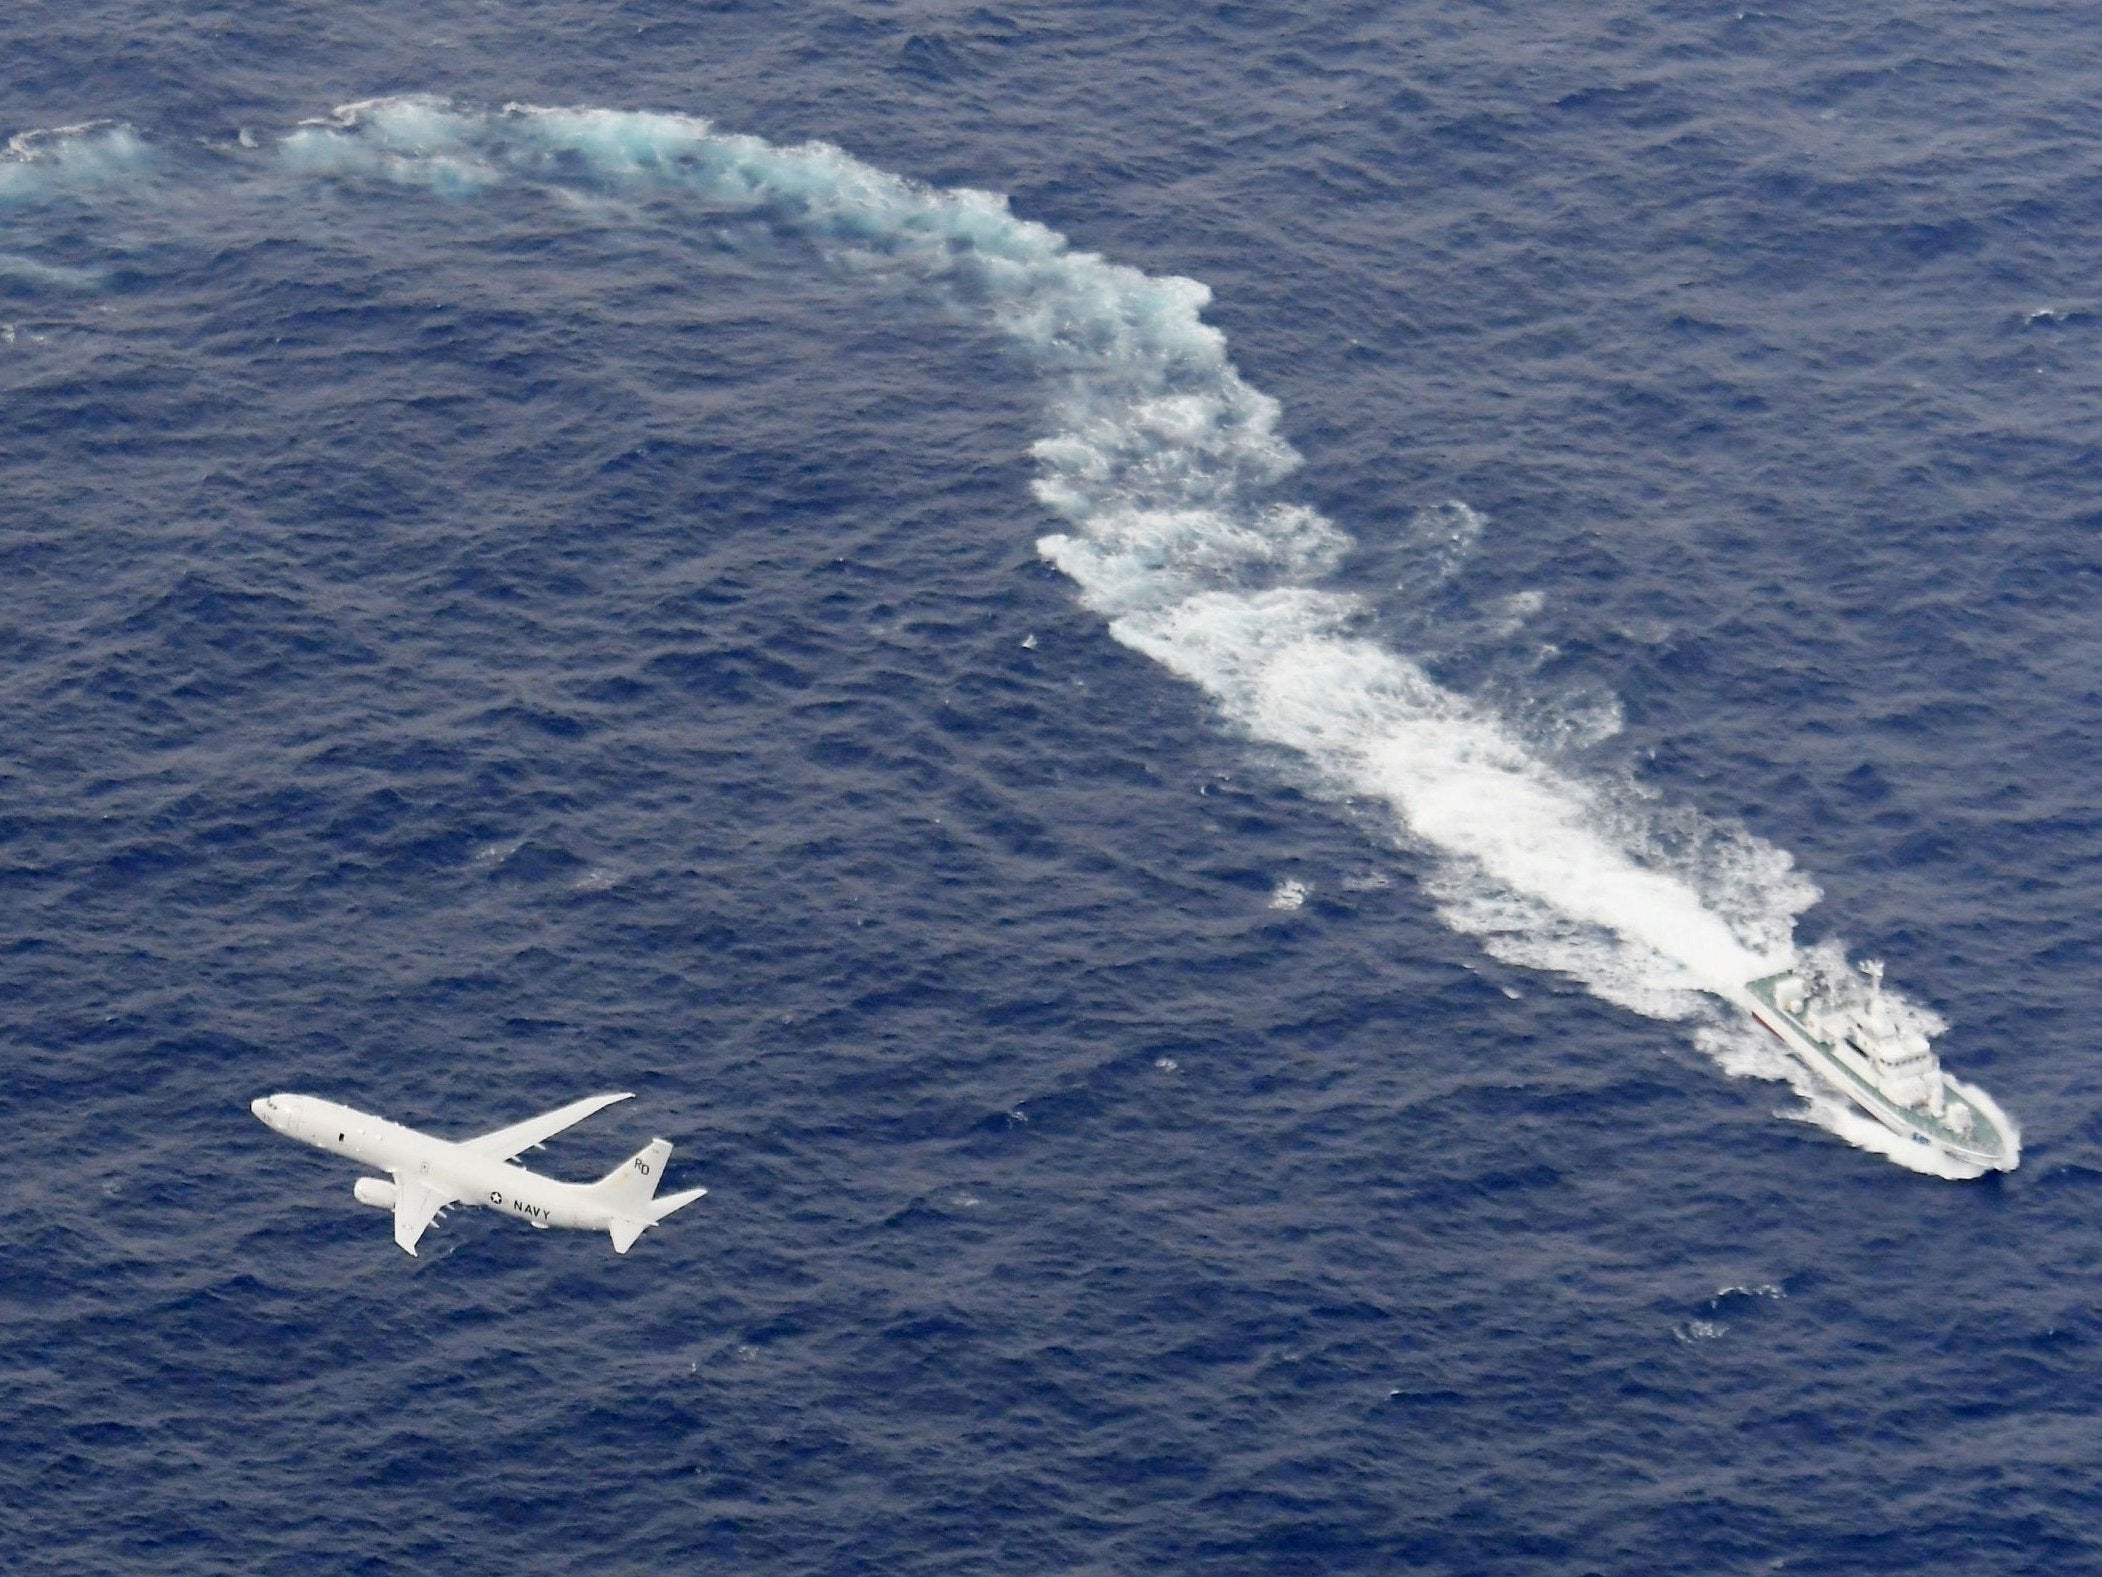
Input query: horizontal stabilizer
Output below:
<box><xmin>652</xmin><ymin>1184</ymin><xmax>708</xmax><ymax>1221</ymax></box>
<box><xmin>608</xmin><ymin>1185</ymin><xmax>706</xmax><ymax>1255</ymax></box>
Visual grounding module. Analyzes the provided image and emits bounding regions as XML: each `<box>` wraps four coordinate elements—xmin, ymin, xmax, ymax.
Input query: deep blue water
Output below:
<box><xmin>6</xmin><ymin>4</ymin><xmax>2102</xmax><ymax>1572</ymax></box>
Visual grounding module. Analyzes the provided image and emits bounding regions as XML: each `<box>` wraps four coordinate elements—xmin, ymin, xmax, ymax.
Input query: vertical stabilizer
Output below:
<box><xmin>596</xmin><ymin>1139</ymin><xmax>704</xmax><ymax>1254</ymax></box>
<box><xmin>592</xmin><ymin>1137</ymin><xmax>673</xmax><ymax>1209</ymax></box>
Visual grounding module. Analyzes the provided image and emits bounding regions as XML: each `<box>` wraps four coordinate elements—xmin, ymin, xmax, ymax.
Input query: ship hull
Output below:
<box><xmin>1738</xmin><ymin>974</ymin><xmax>2017</xmax><ymax>1172</ymax></box>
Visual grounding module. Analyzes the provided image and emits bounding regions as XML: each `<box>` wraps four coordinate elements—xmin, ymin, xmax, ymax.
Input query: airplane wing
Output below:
<box><xmin>392</xmin><ymin>1175</ymin><xmax>455</xmax><ymax>1257</ymax></box>
<box><xmin>458</xmin><ymin>1092</ymin><xmax>635</xmax><ymax>1164</ymax></box>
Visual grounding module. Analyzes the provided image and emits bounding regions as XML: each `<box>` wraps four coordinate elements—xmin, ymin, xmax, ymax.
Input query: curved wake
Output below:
<box><xmin>3</xmin><ymin>97</ymin><xmax>1994</xmax><ymax>1172</ymax></box>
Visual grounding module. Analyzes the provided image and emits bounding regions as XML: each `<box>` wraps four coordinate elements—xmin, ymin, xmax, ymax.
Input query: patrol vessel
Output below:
<box><xmin>1741</xmin><ymin>961</ymin><xmax>2017</xmax><ymax>1173</ymax></box>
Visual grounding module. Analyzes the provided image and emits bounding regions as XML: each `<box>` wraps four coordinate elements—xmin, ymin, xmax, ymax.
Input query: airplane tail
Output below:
<box><xmin>592</xmin><ymin>1137</ymin><xmax>674</xmax><ymax>1208</ymax></box>
<box><xmin>594</xmin><ymin>1138</ymin><xmax>706</xmax><ymax>1254</ymax></box>
<box><xmin>608</xmin><ymin>1185</ymin><xmax>708</xmax><ymax>1255</ymax></box>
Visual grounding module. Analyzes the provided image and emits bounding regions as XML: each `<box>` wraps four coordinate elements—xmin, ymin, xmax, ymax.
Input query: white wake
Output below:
<box><xmin>4</xmin><ymin>98</ymin><xmax>2002</xmax><ymax>1173</ymax></box>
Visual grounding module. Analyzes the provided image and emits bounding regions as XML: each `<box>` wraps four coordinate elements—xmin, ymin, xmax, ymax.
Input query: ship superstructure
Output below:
<box><xmin>1741</xmin><ymin>961</ymin><xmax>2017</xmax><ymax>1173</ymax></box>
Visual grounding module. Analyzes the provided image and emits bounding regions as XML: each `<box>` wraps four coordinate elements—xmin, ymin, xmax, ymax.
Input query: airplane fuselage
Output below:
<box><xmin>259</xmin><ymin>1095</ymin><xmax>619</xmax><ymax>1231</ymax></box>
<box><xmin>251</xmin><ymin>1091</ymin><xmax>703</xmax><ymax>1255</ymax></box>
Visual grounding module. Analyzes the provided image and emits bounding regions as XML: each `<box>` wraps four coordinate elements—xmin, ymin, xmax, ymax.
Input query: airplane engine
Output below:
<box><xmin>353</xmin><ymin>1177</ymin><xmax>398</xmax><ymax>1210</ymax></box>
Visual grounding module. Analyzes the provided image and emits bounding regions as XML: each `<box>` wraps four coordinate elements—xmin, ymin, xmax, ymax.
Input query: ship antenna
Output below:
<box><xmin>1861</xmin><ymin>958</ymin><xmax>1884</xmax><ymax>1001</ymax></box>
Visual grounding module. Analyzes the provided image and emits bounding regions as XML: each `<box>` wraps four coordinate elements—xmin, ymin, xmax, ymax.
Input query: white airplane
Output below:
<box><xmin>250</xmin><ymin>1090</ymin><xmax>705</xmax><ymax>1256</ymax></box>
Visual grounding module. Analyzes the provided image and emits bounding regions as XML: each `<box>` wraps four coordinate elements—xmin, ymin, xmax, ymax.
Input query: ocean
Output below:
<box><xmin>5</xmin><ymin>3</ymin><xmax>2102</xmax><ymax>1571</ymax></box>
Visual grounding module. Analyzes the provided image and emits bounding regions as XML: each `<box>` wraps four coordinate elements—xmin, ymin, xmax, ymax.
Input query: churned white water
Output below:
<box><xmin>11</xmin><ymin>96</ymin><xmax>1979</xmax><ymax>1170</ymax></box>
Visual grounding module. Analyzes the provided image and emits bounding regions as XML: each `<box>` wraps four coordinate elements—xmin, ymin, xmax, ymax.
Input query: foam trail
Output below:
<box><xmin>0</xmin><ymin>122</ymin><xmax>150</xmax><ymax>204</ymax></box>
<box><xmin>37</xmin><ymin>97</ymin><xmax>1974</xmax><ymax>1169</ymax></box>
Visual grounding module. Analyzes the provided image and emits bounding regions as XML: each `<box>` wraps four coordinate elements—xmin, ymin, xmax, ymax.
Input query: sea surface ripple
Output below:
<box><xmin>4</xmin><ymin>4</ymin><xmax>2102</xmax><ymax>1573</ymax></box>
